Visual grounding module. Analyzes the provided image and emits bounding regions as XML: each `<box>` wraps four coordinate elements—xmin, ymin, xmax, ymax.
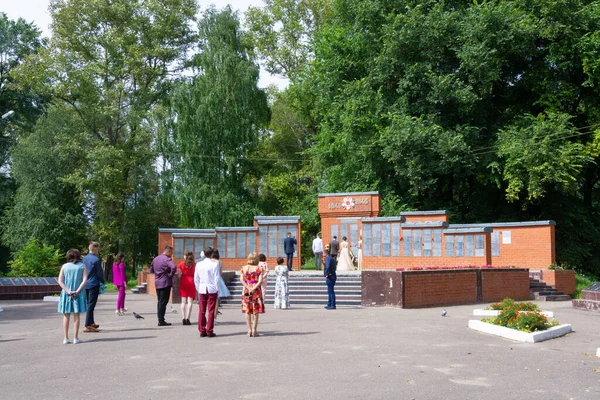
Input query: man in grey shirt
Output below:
<box><xmin>329</xmin><ymin>236</ymin><xmax>339</xmax><ymax>259</ymax></box>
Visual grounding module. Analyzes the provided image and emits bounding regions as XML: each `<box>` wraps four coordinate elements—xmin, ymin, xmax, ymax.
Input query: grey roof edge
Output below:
<box><xmin>402</xmin><ymin>221</ymin><xmax>449</xmax><ymax>228</ymax></box>
<box><xmin>256</xmin><ymin>220</ymin><xmax>301</xmax><ymax>225</ymax></box>
<box><xmin>444</xmin><ymin>227</ymin><xmax>493</xmax><ymax>234</ymax></box>
<box><xmin>172</xmin><ymin>232</ymin><xmax>216</xmax><ymax>238</ymax></box>
<box><xmin>215</xmin><ymin>227</ymin><xmax>259</xmax><ymax>232</ymax></box>
<box><xmin>400</xmin><ymin>210</ymin><xmax>450</xmax><ymax>216</ymax></box>
<box><xmin>159</xmin><ymin>228</ymin><xmax>214</xmax><ymax>233</ymax></box>
<box><xmin>254</xmin><ymin>216</ymin><xmax>301</xmax><ymax>220</ymax></box>
<box><xmin>318</xmin><ymin>191</ymin><xmax>379</xmax><ymax>197</ymax></box>
<box><xmin>450</xmin><ymin>221</ymin><xmax>556</xmax><ymax>228</ymax></box>
<box><xmin>361</xmin><ymin>216</ymin><xmax>406</xmax><ymax>222</ymax></box>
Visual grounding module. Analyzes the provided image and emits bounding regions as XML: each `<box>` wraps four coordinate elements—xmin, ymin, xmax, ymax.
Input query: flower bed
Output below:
<box><xmin>469</xmin><ymin>297</ymin><xmax>571</xmax><ymax>342</ymax></box>
<box><xmin>395</xmin><ymin>265</ymin><xmax>515</xmax><ymax>271</ymax></box>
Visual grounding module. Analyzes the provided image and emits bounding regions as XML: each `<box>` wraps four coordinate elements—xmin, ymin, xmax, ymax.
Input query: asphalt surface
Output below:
<box><xmin>1</xmin><ymin>293</ymin><xmax>599</xmax><ymax>400</ymax></box>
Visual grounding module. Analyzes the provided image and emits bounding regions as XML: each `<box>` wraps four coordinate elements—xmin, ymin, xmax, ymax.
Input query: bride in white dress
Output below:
<box><xmin>337</xmin><ymin>236</ymin><xmax>355</xmax><ymax>271</ymax></box>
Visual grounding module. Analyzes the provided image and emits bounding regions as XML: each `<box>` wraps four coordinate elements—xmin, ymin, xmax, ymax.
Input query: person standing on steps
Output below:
<box><xmin>329</xmin><ymin>236</ymin><xmax>339</xmax><ymax>261</ymax></box>
<box><xmin>323</xmin><ymin>248</ymin><xmax>337</xmax><ymax>310</ymax></box>
<box><xmin>312</xmin><ymin>232</ymin><xmax>323</xmax><ymax>271</ymax></box>
<box><xmin>149</xmin><ymin>245</ymin><xmax>177</xmax><ymax>326</ymax></box>
<box><xmin>83</xmin><ymin>241</ymin><xmax>104</xmax><ymax>333</ymax></box>
<box><xmin>283</xmin><ymin>232</ymin><xmax>297</xmax><ymax>271</ymax></box>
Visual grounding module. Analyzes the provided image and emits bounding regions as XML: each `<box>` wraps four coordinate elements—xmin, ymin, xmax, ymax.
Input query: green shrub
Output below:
<box><xmin>8</xmin><ymin>239</ymin><xmax>62</xmax><ymax>277</ymax></box>
<box><xmin>488</xmin><ymin>298</ymin><xmax>539</xmax><ymax>311</ymax></box>
<box><xmin>574</xmin><ymin>272</ymin><xmax>597</xmax><ymax>299</ymax></box>
<box><xmin>484</xmin><ymin>298</ymin><xmax>558</xmax><ymax>333</ymax></box>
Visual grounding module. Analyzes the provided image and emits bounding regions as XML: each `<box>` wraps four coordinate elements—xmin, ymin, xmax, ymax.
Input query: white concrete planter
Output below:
<box><xmin>468</xmin><ymin>320</ymin><xmax>571</xmax><ymax>343</ymax></box>
<box><xmin>473</xmin><ymin>309</ymin><xmax>553</xmax><ymax>318</ymax></box>
<box><xmin>43</xmin><ymin>296</ymin><xmax>60</xmax><ymax>302</ymax></box>
<box><xmin>597</xmin><ymin>348</ymin><xmax>600</xmax><ymax>358</ymax></box>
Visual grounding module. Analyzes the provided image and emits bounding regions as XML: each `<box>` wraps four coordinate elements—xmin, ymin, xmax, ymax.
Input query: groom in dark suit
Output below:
<box><xmin>329</xmin><ymin>236</ymin><xmax>339</xmax><ymax>259</ymax></box>
<box><xmin>283</xmin><ymin>232</ymin><xmax>297</xmax><ymax>271</ymax></box>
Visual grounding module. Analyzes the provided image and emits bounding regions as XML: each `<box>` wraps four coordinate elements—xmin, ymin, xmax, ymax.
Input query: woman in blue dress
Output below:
<box><xmin>58</xmin><ymin>249</ymin><xmax>88</xmax><ymax>344</ymax></box>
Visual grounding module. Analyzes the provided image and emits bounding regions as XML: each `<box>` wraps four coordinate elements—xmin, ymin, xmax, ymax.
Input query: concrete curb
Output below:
<box><xmin>468</xmin><ymin>320</ymin><xmax>572</xmax><ymax>343</ymax></box>
<box><xmin>473</xmin><ymin>309</ymin><xmax>554</xmax><ymax>318</ymax></box>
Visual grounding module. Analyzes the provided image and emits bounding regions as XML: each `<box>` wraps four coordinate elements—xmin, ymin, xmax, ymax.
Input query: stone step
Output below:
<box><xmin>534</xmin><ymin>290</ymin><xmax>565</xmax><ymax>296</ymax></box>
<box><xmin>536</xmin><ymin>294</ymin><xmax>571</xmax><ymax>301</ymax></box>
<box><xmin>220</xmin><ymin>298</ymin><xmax>360</xmax><ymax>306</ymax></box>
<box><xmin>529</xmin><ymin>287</ymin><xmax>559</xmax><ymax>293</ymax></box>
<box><xmin>228</xmin><ymin>281</ymin><xmax>361</xmax><ymax>288</ymax></box>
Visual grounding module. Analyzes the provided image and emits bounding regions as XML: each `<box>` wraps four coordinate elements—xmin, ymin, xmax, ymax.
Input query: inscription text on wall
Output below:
<box><xmin>329</xmin><ymin>197</ymin><xmax>369</xmax><ymax>210</ymax></box>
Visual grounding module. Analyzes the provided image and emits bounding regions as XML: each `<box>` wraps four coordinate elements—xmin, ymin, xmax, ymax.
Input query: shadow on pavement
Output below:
<box><xmin>88</xmin><ymin>336</ymin><xmax>157</xmax><ymax>343</ymax></box>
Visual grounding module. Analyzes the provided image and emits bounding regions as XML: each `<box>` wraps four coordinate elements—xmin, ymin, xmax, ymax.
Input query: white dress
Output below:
<box><xmin>337</xmin><ymin>241</ymin><xmax>354</xmax><ymax>271</ymax></box>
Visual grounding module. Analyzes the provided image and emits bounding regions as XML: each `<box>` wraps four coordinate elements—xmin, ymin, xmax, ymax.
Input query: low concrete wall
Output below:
<box><xmin>361</xmin><ymin>271</ymin><xmax>403</xmax><ymax>307</ymax></box>
<box><xmin>542</xmin><ymin>270</ymin><xmax>576</xmax><ymax>296</ymax></box>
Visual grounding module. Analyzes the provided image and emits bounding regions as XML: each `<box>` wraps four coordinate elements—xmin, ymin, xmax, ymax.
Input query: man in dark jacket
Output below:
<box><xmin>283</xmin><ymin>232</ymin><xmax>297</xmax><ymax>271</ymax></box>
<box><xmin>150</xmin><ymin>245</ymin><xmax>178</xmax><ymax>326</ymax></box>
<box><xmin>83</xmin><ymin>241</ymin><xmax>104</xmax><ymax>332</ymax></box>
<box><xmin>323</xmin><ymin>249</ymin><xmax>337</xmax><ymax>309</ymax></box>
<box><xmin>329</xmin><ymin>236</ymin><xmax>339</xmax><ymax>259</ymax></box>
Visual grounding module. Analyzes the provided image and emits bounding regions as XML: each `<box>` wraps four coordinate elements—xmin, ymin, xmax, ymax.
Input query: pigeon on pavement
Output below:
<box><xmin>133</xmin><ymin>312</ymin><xmax>145</xmax><ymax>320</ymax></box>
<box><xmin>170</xmin><ymin>306</ymin><xmax>177</xmax><ymax>313</ymax></box>
<box><xmin>441</xmin><ymin>309</ymin><xmax>447</xmax><ymax>317</ymax></box>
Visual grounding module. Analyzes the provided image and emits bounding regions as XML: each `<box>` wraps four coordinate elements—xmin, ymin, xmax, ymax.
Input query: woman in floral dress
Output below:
<box><xmin>241</xmin><ymin>252</ymin><xmax>264</xmax><ymax>337</ymax></box>
<box><xmin>273</xmin><ymin>257</ymin><xmax>289</xmax><ymax>309</ymax></box>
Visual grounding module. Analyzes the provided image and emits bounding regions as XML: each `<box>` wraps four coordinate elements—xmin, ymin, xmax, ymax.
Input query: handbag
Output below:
<box><xmin>99</xmin><ymin>283</ymin><xmax>107</xmax><ymax>294</ymax></box>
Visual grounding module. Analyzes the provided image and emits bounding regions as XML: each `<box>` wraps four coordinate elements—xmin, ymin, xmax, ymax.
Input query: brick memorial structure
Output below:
<box><xmin>0</xmin><ymin>277</ymin><xmax>61</xmax><ymax>300</ymax></box>
<box><xmin>572</xmin><ymin>282</ymin><xmax>600</xmax><ymax>312</ymax></box>
<box><xmin>157</xmin><ymin>216</ymin><xmax>302</xmax><ymax>271</ymax></box>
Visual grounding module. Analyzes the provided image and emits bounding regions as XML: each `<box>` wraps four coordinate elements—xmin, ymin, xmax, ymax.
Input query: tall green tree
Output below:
<box><xmin>299</xmin><ymin>0</ymin><xmax>600</xmax><ymax>273</ymax></box>
<box><xmin>160</xmin><ymin>6</ymin><xmax>270</xmax><ymax>228</ymax></box>
<box><xmin>13</xmin><ymin>0</ymin><xmax>197</xmax><ymax>259</ymax></box>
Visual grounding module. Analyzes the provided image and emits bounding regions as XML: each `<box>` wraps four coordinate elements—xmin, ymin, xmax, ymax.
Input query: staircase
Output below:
<box><xmin>529</xmin><ymin>271</ymin><xmax>571</xmax><ymax>301</ymax></box>
<box><xmin>220</xmin><ymin>272</ymin><xmax>362</xmax><ymax>307</ymax></box>
<box><xmin>130</xmin><ymin>282</ymin><xmax>147</xmax><ymax>294</ymax></box>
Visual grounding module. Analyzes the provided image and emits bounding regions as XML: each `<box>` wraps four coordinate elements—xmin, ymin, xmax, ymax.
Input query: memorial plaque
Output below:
<box><xmin>0</xmin><ymin>278</ymin><xmax>13</xmax><ymax>286</ymax></box>
<box><xmin>403</xmin><ymin>230</ymin><xmax>412</xmax><ymax>256</ymax></box>
<box><xmin>237</xmin><ymin>232</ymin><xmax>247</xmax><ymax>259</ymax></box>
<box><xmin>475</xmin><ymin>234</ymin><xmax>485</xmax><ymax>257</ymax></box>
<box><xmin>433</xmin><ymin>229</ymin><xmax>442</xmax><ymax>256</ymax></box>
<box><xmin>46</xmin><ymin>277</ymin><xmax>58</xmax><ymax>284</ymax></box>
<box><xmin>184</xmin><ymin>238</ymin><xmax>194</xmax><ymax>254</ymax></box>
<box><xmin>391</xmin><ymin>223</ymin><xmax>401</xmax><ymax>257</ymax></box>
<box><xmin>381</xmin><ymin>223</ymin><xmax>390</xmax><ymax>257</ymax></box>
<box><xmin>372</xmin><ymin>223</ymin><xmax>381</xmax><ymax>257</ymax></box>
<box><xmin>278</xmin><ymin>225</ymin><xmax>286</xmax><ymax>256</ymax></box>
<box><xmin>248</xmin><ymin>232</ymin><xmax>257</xmax><ymax>253</ymax></box>
<box><xmin>227</xmin><ymin>232</ymin><xmax>236</xmax><ymax>258</ymax></box>
<box><xmin>174</xmin><ymin>238</ymin><xmax>184</xmax><ymax>259</ymax></box>
<box><xmin>13</xmin><ymin>278</ymin><xmax>24</xmax><ymax>285</ymax></box>
<box><xmin>194</xmin><ymin>239</ymin><xmax>205</xmax><ymax>259</ymax></box>
<box><xmin>455</xmin><ymin>236</ymin><xmax>464</xmax><ymax>257</ymax></box>
<box><xmin>218</xmin><ymin>233</ymin><xmax>226</xmax><ymax>256</ymax></box>
<box><xmin>423</xmin><ymin>229</ymin><xmax>432</xmax><ymax>256</ymax></box>
<box><xmin>492</xmin><ymin>231</ymin><xmax>500</xmax><ymax>257</ymax></box>
<box><xmin>413</xmin><ymin>229</ymin><xmax>422</xmax><ymax>257</ymax></box>
<box><xmin>259</xmin><ymin>226</ymin><xmax>267</xmax><ymax>255</ymax></box>
<box><xmin>268</xmin><ymin>225</ymin><xmax>277</xmax><ymax>257</ymax></box>
<box><xmin>331</xmin><ymin>224</ymin><xmax>339</xmax><ymax>241</ymax></box>
<box><xmin>363</xmin><ymin>224</ymin><xmax>371</xmax><ymax>256</ymax></box>
<box><xmin>465</xmin><ymin>234</ymin><xmax>474</xmax><ymax>257</ymax></box>
<box><xmin>445</xmin><ymin>235</ymin><xmax>455</xmax><ymax>257</ymax></box>
<box><xmin>35</xmin><ymin>278</ymin><xmax>48</xmax><ymax>285</ymax></box>
<box><xmin>23</xmin><ymin>278</ymin><xmax>36</xmax><ymax>285</ymax></box>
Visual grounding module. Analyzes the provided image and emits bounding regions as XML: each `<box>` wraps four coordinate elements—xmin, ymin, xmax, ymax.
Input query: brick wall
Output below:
<box><xmin>0</xmin><ymin>284</ymin><xmax>61</xmax><ymax>300</ymax></box>
<box><xmin>403</xmin><ymin>270</ymin><xmax>477</xmax><ymax>308</ymax></box>
<box><xmin>145</xmin><ymin>273</ymin><xmax>181</xmax><ymax>303</ymax></box>
<box><xmin>541</xmin><ymin>269</ymin><xmax>576</xmax><ymax>295</ymax></box>
<box><xmin>491</xmin><ymin>225</ymin><xmax>555</xmax><ymax>268</ymax></box>
<box><xmin>361</xmin><ymin>268</ymin><xmax>530</xmax><ymax>308</ymax></box>
<box><xmin>481</xmin><ymin>269</ymin><xmax>530</xmax><ymax>302</ymax></box>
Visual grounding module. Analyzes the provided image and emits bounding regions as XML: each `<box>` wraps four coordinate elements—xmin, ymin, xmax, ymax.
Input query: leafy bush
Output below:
<box><xmin>483</xmin><ymin>298</ymin><xmax>557</xmax><ymax>333</ymax></box>
<box><xmin>8</xmin><ymin>239</ymin><xmax>62</xmax><ymax>277</ymax></box>
<box><xmin>574</xmin><ymin>272</ymin><xmax>597</xmax><ymax>299</ymax></box>
<box><xmin>488</xmin><ymin>298</ymin><xmax>539</xmax><ymax>311</ymax></box>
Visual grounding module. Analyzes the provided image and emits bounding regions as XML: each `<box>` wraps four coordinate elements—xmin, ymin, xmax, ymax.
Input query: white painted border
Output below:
<box><xmin>473</xmin><ymin>309</ymin><xmax>553</xmax><ymax>318</ymax></box>
<box><xmin>43</xmin><ymin>296</ymin><xmax>60</xmax><ymax>302</ymax></box>
<box><xmin>468</xmin><ymin>320</ymin><xmax>571</xmax><ymax>343</ymax></box>
<box><xmin>596</xmin><ymin>348</ymin><xmax>600</xmax><ymax>357</ymax></box>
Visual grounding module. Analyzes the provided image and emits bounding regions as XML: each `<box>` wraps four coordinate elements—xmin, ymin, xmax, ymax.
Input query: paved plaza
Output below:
<box><xmin>1</xmin><ymin>293</ymin><xmax>599</xmax><ymax>400</ymax></box>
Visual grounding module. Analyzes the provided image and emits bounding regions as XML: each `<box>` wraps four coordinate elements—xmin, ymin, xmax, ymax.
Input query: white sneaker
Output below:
<box><xmin>73</xmin><ymin>338</ymin><xmax>82</xmax><ymax>344</ymax></box>
<box><xmin>62</xmin><ymin>339</ymin><xmax>70</xmax><ymax>345</ymax></box>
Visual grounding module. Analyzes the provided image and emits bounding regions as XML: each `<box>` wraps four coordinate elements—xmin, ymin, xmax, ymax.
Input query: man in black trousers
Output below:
<box><xmin>323</xmin><ymin>249</ymin><xmax>337</xmax><ymax>309</ymax></box>
<box><xmin>283</xmin><ymin>232</ymin><xmax>297</xmax><ymax>271</ymax></box>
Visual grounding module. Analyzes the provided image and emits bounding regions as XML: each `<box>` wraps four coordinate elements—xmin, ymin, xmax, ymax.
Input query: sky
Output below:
<box><xmin>2</xmin><ymin>0</ymin><xmax>288</xmax><ymax>89</ymax></box>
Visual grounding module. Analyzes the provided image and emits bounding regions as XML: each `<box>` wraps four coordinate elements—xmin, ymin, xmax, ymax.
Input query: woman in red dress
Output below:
<box><xmin>241</xmin><ymin>252</ymin><xmax>264</xmax><ymax>337</ymax></box>
<box><xmin>178</xmin><ymin>251</ymin><xmax>196</xmax><ymax>325</ymax></box>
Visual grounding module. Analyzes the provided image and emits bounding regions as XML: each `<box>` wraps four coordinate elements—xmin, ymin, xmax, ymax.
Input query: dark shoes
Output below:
<box><xmin>200</xmin><ymin>332</ymin><xmax>216</xmax><ymax>337</ymax></box>
<box><xmin>324</xmin><ymin>306</ymin><xmax>336</xmax><ymax>310</ymax></box>
<box><xmin>200</xmin><ymin>332</ymin><xmax>207</xmax><ymax>337</ymax></box>
<box><xmin>182</xmin><ymin>319</ymin><xmax>191</xmax><ymax>325</ymax></box>
<box><xmin>208</xmin><ymin>333</ymin><xmax>216</xmax><ymax>338</ymax></box>
<box><xmin>158</xmin><ymin>321</ymin><xmax>172</xmax><ymax>326</ymax></box>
